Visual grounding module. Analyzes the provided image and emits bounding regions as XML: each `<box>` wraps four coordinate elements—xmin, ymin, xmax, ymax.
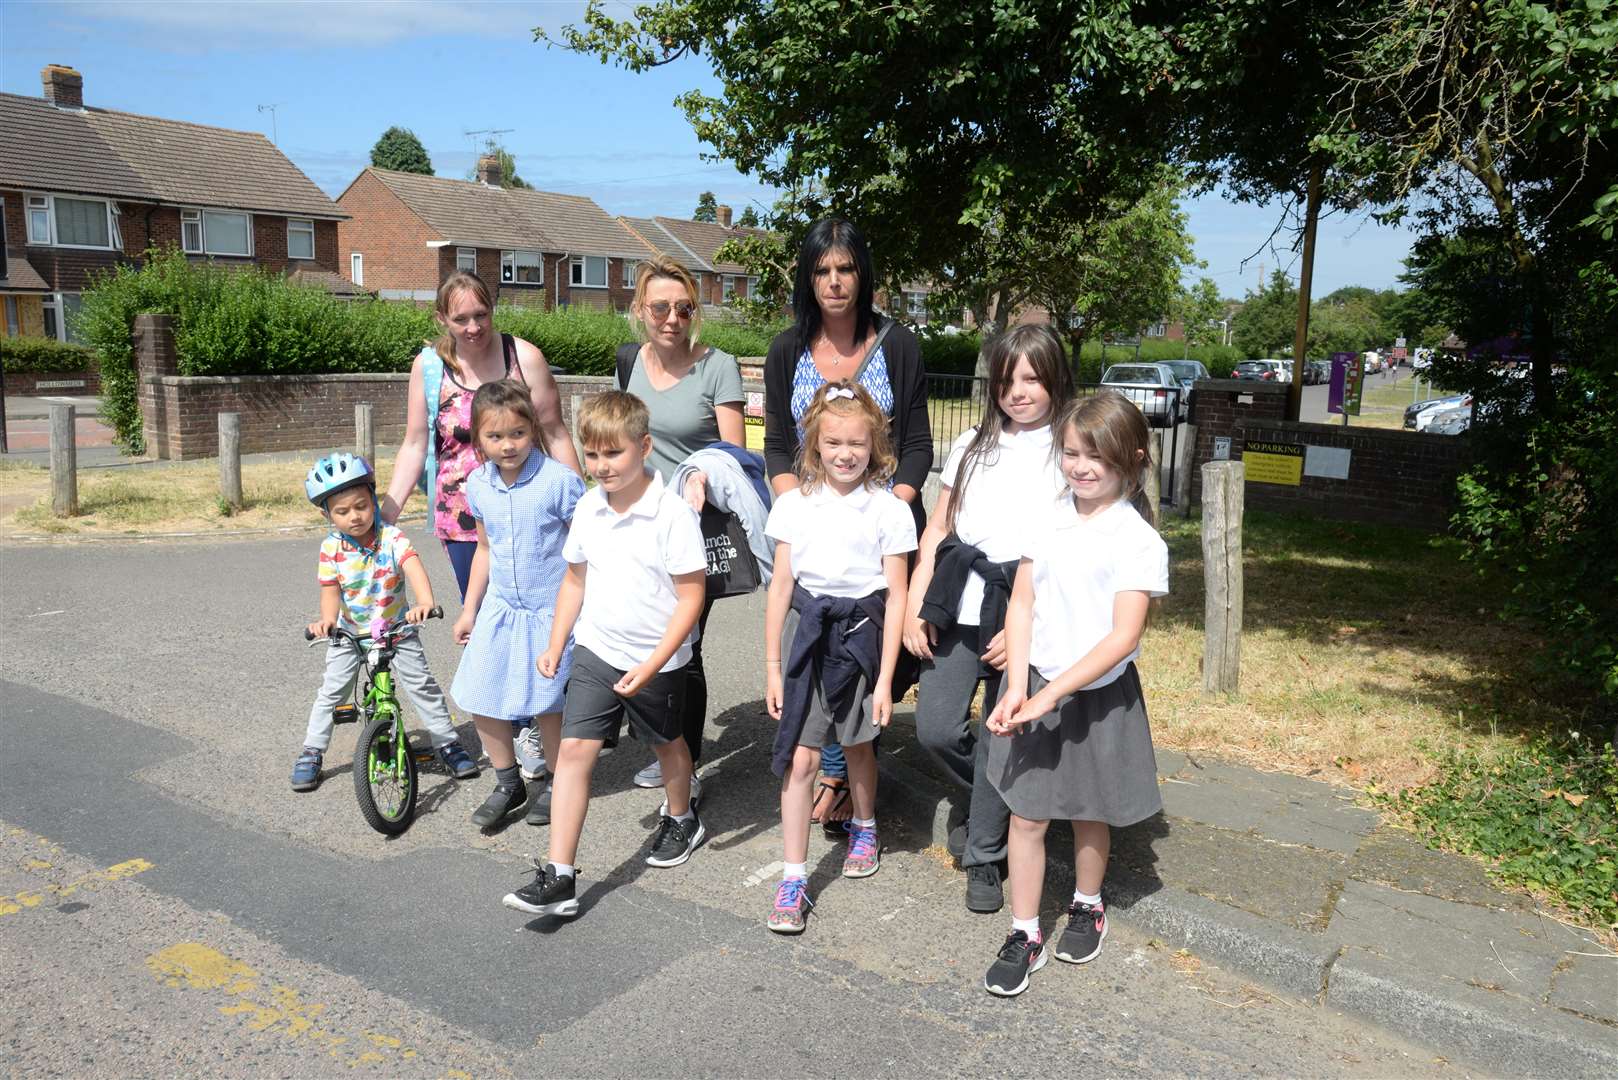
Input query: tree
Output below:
<box><xmin>467</xmin><ymin>146</ymin><xmax>532</xmax><ymax>189</ymax></box>
<box><xmin>736</xmin><ymin>206</ymin><xmax>760</xmax><ymax>228</ymax></box>
<box><xmin>1232</xmin><ymin>270</ymin><xmax>1300</xmax><ymax>358</ymax></box>
<box><xmin>693</xmin><ymin>192</ymin><xmax>718</xmax><ymax>222</ymax></box>
<box><xmin>1174</xmin><ymin>277</ymin><xmax>1226</xmax><ymax>351</ymax></box>
<box><xmin>370</xmin><ymin>127</ymin><xmax>433</xmax><ymax>174</ymax></box>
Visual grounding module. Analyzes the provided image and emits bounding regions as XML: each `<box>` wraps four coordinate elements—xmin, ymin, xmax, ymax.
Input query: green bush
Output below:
<box><xmin>1385</xmin><ymin>736</ymin><xmax>1617</xmax><ymax>930</ymax></box>
<box><xmin>918</xmin><ymin>331</ymin><xmax>983</xmax><ymax>378</ymax></box>
<box><xmin>0</xmin><ymin>336</ymin><xmax>97</xmax><ymax>374</ymax></box>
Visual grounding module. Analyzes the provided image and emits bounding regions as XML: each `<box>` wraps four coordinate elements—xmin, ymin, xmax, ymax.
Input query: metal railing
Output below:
<box><xmin>925</xmin><ymin>373</ymin><xmax>1188</xmax><ymax>508</ymax></box>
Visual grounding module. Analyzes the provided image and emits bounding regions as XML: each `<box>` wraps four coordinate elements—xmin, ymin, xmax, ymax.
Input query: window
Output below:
<box><xmin>456</xmin><ymin>247</ymin><xmax>477</xmax><ymax>274</ymax></box>
<box><xmin>722</xmin><ymin>274</ymin><xmax>739</xmax><ymax>302</ymax></box>
<box><xmin>181</xmin><ymin>209</ymin><xmax>252</xmax><ymax>256</ymax></box>
<box><xmin>26</xmin><ymin>195</ymin><xmax>51</xmax><ymax>244</ymax></box>
<box><xmin>287</xmin><ymin>218</ymin><xmax>315</xmax><ymax>260</ymax></box>
<box><xmin>622</xmin><ymin>259</ymin><xmax>639</xmax><ymax>288</ymax></box>
<box><xmin>350</xmin><ymin>252</ymin><xmax>364</xmax><ymax>286</ymax></box>
<box><xmin>4</xmin><ymin>296</ymin><xmax>18</xmax><ymax>338</ymax></box>
<box><xmin>42</xmin><ymin>293</ymin><xmax>60</xmax><ymax>341</ymax></box>
<box><xmin>1146</xmin><ymin>321</ymin><xmax>1168</xmax><ymax>338</ymax></box>
<box><xmin>501</xmin><ymin>250</ymin><xmax>542</xmax><ymax>284</ymax></box>
<box><xmin>747</xmin><ymin>275</ymin><xmax>759</xmax><ymax>297</ymax></box>
<box><xmin>60</xmin><ymin>293</ymin><xmax>83</xmax><ymax>343</ymax></box>
<box><xmin>904</xmin><ymin>291</ymin><xmax>928</xmax><ymax>318</ymax></box>
<box><xmin>570</xmin><ymin>255</ymin><xmax>606</xmax><ymax>288</ymax></box>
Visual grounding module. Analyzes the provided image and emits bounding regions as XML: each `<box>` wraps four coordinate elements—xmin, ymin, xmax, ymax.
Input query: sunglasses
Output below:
<box><xmin>645</xmin><ymin>300</ymin><xmax>696</xmax><ymax>321</ymax></box>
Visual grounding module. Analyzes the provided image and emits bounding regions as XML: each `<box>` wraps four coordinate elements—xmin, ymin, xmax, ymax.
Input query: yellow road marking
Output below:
<box><xmin>1</xmin><ymin>856</ymin><xmax>153</xmax><ymax>916</ymax></box>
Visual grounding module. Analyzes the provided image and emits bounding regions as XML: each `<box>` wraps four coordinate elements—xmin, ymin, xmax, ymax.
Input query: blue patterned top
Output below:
<box><xmin>464</xmin><ymin>449</ymin><xmax>584</xmax><ymax>612</ymax></box>
<box><xmin>789</xmin><ymin>347</ymin><xmax>893</xmax><ymax>426</ymax></box>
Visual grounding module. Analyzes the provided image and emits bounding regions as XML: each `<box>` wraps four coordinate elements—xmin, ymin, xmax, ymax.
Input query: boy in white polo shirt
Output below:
<box><xmin>503</xmin><ymin>390</ymin><xmax>708</xmax><ymax>920</ymax></box>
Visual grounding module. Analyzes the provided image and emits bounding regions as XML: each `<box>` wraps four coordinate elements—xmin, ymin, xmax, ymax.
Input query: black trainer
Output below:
<box><xmin>1054</xmin><ymin>899</ymin><xmax>1108</xmax><ymax>964</ymax></box>
<box><xmin>525</xmin><ymin>783</ymin><xmax>552</xmax><ymax>827</ymax></box>
<box><xmin>470</xmin><ymin>782</ymin><xmax>526</xmax><ymax>829</ymax></box>
<box><xmin>644</xmin><ymin>811</ymin><xmax>706</xmax><ymax>867</ymax></box>
<box><xmin>502</xmin><ymin>862</ymin><xmax>578</xmax><ymax>917</ymax></box>
<box><xmin>984</xmin><ymin>929</ymin><xmax>1047</xmax><ymax>997</ymax></box>
<box><xmin>965</xmin><ymin>862</ymin><xmax>1004</xmax><ymax>914</ymax></box>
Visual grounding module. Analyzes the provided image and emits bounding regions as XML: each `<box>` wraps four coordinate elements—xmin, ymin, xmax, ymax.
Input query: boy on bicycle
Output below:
<box><xmin>296</xmin><ymin>452</ymin><xmax>479</xmax><ymax>792</ymax></box>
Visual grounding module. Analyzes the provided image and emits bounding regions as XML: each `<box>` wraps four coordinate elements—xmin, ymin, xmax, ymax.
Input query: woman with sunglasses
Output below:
<box><xmin>616</xmin><ymin>254</ymin><xmax>746</xmax><ymax>795</ymax></box>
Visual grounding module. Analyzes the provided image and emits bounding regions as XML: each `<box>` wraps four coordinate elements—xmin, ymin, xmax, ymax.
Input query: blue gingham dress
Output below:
<box><xmin>789</xmin><ymin>347</ymin><xmax>893</xmax><ymax>426</ymax></box>
<box><xmin>450</xmin><ymin>450</ymin><xmax>584</xmax><ymax>720</ymax></box>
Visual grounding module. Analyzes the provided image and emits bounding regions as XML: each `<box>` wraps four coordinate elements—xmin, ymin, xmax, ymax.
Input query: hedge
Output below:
<box><xmin>0</xmin><ymin>336</ymin><xmax>98</xmax><ymax>374</ymax></box>
<box><xmin>78</xmin><ymin>250</ymin><xmax>785</xmax><ymax>453</ymax></box>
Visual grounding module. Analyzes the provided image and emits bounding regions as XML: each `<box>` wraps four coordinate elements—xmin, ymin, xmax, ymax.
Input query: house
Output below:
<box><xmin>0</xmin><ymin>65</ymin><xmax>349</xmax><ymax>341</ymax></box>
<box><xmin>621</xmin><ymin>207</ymin><xmax>770</xmax><ymax>307</ymax></box>
<box><xmin>337</xmin><ymin>159</ymin><xmax>655</xmax><ymax>310</ymax></box>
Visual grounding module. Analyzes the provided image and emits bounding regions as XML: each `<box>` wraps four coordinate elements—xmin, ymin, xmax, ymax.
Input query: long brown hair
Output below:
<box><xmin>945</xmin><ymin>324</ymin><xmax>1073</xmax><ymax>533</ymax></box>
<box><xmin>431</xmin><ymin>271</ymin><xmax>494</xmax><ymax>379</ymax></box>
<box><xmin>796</xmin><ymin>380</ymin><xmax>896</xmax><ymax>493</ymax></box>
<box><xmin>1055</xmin><ymin>391</ymin><xmax>1155</xmax><ymax>528</ymax></box>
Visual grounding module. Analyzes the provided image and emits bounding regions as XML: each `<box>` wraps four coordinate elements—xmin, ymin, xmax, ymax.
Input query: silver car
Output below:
<box><xmin>1100</xmin><ymin>363</ymin><xmax>1185</xmax><ymax>427</ymax></box>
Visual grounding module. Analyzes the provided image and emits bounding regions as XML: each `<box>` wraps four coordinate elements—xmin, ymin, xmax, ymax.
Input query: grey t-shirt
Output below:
<box><xmin>626</xmin><ymin>346</ymin><xmax>746</xmax><ymax>483</ymax></box>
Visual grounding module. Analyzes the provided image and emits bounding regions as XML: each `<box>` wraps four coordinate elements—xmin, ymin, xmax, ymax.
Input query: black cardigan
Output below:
<box><xmin>762</xmin><ymin>317</ymin><xmax>933</xmax><ymax>529</ymax></box>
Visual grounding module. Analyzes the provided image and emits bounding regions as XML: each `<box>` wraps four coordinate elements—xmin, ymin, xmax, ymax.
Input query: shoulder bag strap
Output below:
<box><xmin>419</xmin><ymin>349</ymin><xmax>444</xmax><ymax>505</ymax></box>
<box><xmin>503</xmin><ymin>333</ymin><xmax>529</xmax><ymax>386</ymax></box>
<box><xmin>616</xmin><ymin>342</ymin><xmax>641</xmax><ymax>391</ymax></box>
<box><xmin>850</xmin><ymin>319</ymin><xmax>895</xmax><ymax>383</ymax></box>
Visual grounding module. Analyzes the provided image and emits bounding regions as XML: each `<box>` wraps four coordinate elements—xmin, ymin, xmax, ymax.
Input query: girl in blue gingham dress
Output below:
<box><xmin>451</xmin><ymin>380</ymin><xmax>585</xmax><ymax>828</ymax></box>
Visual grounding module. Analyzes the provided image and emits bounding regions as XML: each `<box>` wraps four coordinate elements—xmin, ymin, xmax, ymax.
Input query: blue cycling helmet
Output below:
<box><xmin>305</xmin><ymin>452</ymin><xmax>376</xmax><ymax>506</ymax></box>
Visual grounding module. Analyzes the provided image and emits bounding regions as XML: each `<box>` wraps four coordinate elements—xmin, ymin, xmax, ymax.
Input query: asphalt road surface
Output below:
<box><xmin>1</xmin><ymin>530</ymin><xmax>1464</xmax><ymax>1077</ymax></box>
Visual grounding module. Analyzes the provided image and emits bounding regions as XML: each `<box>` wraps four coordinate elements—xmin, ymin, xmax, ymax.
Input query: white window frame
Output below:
<box><xmin>26</xmin><ymin>194</ymin><xmax>52</xmax><ymax>245</ymax></box>
<box><xmin>747</xmin><ymin>275</ymin><xmax>759</xmax><ymax>297</ymax></box>
<box><xmin>501</xmin><ymin>249</ymin><xmax>542</xmax><ymax>285</ymax></box>
<box><xmin>287</xmin><ymin>218</ymin><xmax>315</xmax><ymax>261</ymax></box>
<box><xmin>180</xmin><ymin>207</ymin><xmax>253</xmax><ymax>257</ymax></box>
<box><xmin>350</xmin><ymin>252</ymin><xmax>364</xmax><ymax>286</ymax></box>
<box><xmin>41</xmin><ymin>293</ymin><xmax>62</xmax><ymax>342</ymax></box>
<box><xmin>570</xmin><ymin>255</ymin><xmax>607</xmax><ymax>289</ymax></box>
<box><xmin>4</xmin><ymin>295</ymin><xmax>19</xmax><ymax>338</ymax></box>
<box><xmin>456</xmin><ymin>247</ymin><xmax>477</xmax><ymax>274</ymax></box>
<box><xmin>622</xmin><ymin>259</ymin><xmax>639</xmax><ymax>288</ymax></box>
<box><xmin>722</xmin><ymin>274</ymin><xmax>739</xmax><ymax>302</ymax></box>
<box><xmin>904</xmin><ymin>291</ymin><xmax>928</xmax><ymax>319</ymax></box>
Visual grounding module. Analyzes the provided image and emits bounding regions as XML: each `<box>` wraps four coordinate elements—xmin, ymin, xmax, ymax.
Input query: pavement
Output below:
<box><xmin>2</xmin><ymin>497</ymin><xmax>1615</xmax><ymax>1073</ymax></box>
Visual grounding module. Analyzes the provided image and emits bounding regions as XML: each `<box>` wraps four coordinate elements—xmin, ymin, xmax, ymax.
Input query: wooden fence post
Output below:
<box><xmin>1201</xmin><ymin>460</ymin><xmax>1244</xmax><ymax>694</ymax></box>
<box><xmin>1144</xmin><ymin>430</ymin><xmax>1161</xmax><ymax>523</ymax></box>
<box><xmin>355</xmin><ymin>402</ymin><xmax>375</xmax><ymax>464</ymax></box>
<box><xmin>49</xmin><ymin>403</ymin><xmax>77</xmax><ymax>517</ymax></box>
<box><xmin>570</xmin><ymin>393</ymin><xmax>585</xmax><ymax>470</ymax></box>
<box><xmin>1178</xmin><ymin>422</ymin><xmax>1197</xmax><ymax>519</ymax></box>
<box><xmin>218</xmin><ymin>411</ymin><xmax>242</xmax><ymax>511</ymax></box>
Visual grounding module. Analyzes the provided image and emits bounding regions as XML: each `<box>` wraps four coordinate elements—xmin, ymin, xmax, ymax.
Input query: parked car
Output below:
<box><xmin>1261</xmin><ymin>359</ymin><xmax>1292</xmax><ymax>383</ymax></box>
<box><xmin>1233</xmin><ymin>360</ymin><xmax>1278</xmax><ymax>381</ymax></box>
<box><xmin>1100</xmin><ymin>363</ymin><xmax>1185</xmax><ymax>426</ymax></box>
<box><xmin>1161</xmin><ymin>359</ymin><xmax>1210</xmax><ymax>391</ymax></box>
<box><xmin>1414</xmin><ymin>394</ymin><xmax>1471</xmax><ymax>431</ymax></box>
<box><xmin>1427</xmin><ymin>407</ymin><xmax>1472</xmax><ymax>435</ymax></box>
<box><xmin>1403</xmin><ymin>396</ymin><xmax>1457</xmax><ymax>429</ymax></box>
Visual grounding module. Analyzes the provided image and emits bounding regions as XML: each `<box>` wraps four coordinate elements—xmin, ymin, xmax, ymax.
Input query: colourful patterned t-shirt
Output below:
<box><xmin>317</xmin><ymin>524</ymin><xmax>420</xmax><ymax>633</ymax></box>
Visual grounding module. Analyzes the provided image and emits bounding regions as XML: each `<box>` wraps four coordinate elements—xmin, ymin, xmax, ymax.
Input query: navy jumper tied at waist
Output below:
<box><xmin>918</xmin><ymin>533</ymin><xmax>1021</xmax><ymax>648</ymax></box>
<box><xmin>773</xmin><ymin>582</ymin><xmax>887</xmax><ymax>777</ymax></box>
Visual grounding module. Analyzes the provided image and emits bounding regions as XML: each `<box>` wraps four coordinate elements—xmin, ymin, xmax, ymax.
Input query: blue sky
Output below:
<box><xmin>3</xmin><ymin>0</ymin><xmax>1419</xmax><ymax>299</ymax></box>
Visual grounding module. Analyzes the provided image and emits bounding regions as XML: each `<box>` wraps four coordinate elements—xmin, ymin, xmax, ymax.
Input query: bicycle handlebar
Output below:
<box><xmin>303</xmin><ymin>606</ymin><xmax>444</xmax><ymax>645</ymax></box>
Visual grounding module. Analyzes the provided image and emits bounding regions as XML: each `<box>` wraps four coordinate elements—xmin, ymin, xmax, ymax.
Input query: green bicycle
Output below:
<box><xmin>304</xmin><ymin>607</ymin><xmax>443</xmax><ymax>836</ymax></box>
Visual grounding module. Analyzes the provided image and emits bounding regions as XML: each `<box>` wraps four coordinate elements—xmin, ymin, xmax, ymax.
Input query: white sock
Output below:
<box><xmin>783</xmin><ymin>862</ymin><xmax>808</xmax><ymax>881</ymax></box>
<box><xmin>1073</xmin><ymin>889</ymin><xmax>1102</xmax><ymax>907</ymax></box>
<box><xmin>851</xmin><ymin>816</ymin><xmax>876</xmax><ymax>829</ymax></box>
<box><xmin>674</xmin><ymin>808</ymin><xmax>696</xmax><ymax>824</ymax></box>
<box><xmin>1011</xmin><ymin>916</ymin><xmax>1041</xmax><ymax>941</ymax></box>
<box><xmin>550</xmin><ymin>862</ymin><xmax>575</xmax><ymax>879</ymax></box>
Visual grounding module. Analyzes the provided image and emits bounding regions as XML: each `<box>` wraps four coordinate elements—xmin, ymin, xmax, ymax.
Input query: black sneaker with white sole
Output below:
<box><xmin>983</xmin><ymin>929</ymin><xmax>1047</xmax><ymax>997</ymax></box>
<box><xmin>1054</xmin><ymin>899</ymin><xmax>1107</xmax><ymax>963</ymax></box>
<box><xmin>502</xmin><ymin>862</ymin><xmax>578</xmax><ymax>917</ymax></box>
<box><xmin>644</xmin><ymin>811</ymin><xmax>706</xmax><ymax>867</ymax></box>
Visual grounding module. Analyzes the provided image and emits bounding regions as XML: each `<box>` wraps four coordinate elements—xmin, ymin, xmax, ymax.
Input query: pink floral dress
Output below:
<box><xmin>431</xmin><ymin>335</ymin><xmax>526</xmax><ymax>542</ymax></box>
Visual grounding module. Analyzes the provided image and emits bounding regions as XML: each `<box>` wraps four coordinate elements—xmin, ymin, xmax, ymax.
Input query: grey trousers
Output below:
<box><xmin>303</xmin><ymin>633</ymin><xmax>458</xmax><ymax>752</ymax></box>
<box><xmin>913</xmin><ymin>623</ymin><xmax>1011</xmax><ymax>867</ymax></box>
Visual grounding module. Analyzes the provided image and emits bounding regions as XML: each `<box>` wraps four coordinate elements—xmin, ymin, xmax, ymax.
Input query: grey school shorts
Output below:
<box><xmin>562</xmin><ymin>645</ymin><xmax>687</xmax><ymax>746</ymax></box>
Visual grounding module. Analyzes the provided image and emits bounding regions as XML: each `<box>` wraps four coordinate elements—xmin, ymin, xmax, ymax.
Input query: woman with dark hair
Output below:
<box><xmin>762</xmin><ymin>217</ymin><xmax>933</xmax><ymax>826</ymax></box>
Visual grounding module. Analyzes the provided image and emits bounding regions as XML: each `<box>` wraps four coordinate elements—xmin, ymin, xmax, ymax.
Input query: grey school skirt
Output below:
<box><xmin>985</xmin><ymin>663</ymin><xmax>1162</xmax><ymax>826</ymax></box>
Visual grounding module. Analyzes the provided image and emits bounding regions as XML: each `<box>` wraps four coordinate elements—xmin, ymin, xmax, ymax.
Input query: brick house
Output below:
<box><xmin>0</xmin><ymin>65</ymin><xmax>349</xmax><ymax>342</ymax></box>
<box><xmin>621</xmin><ymin>208</ymin><xmax>770</xmax><ymax>308</ymax></box>
<box><xmin>337</xmin><ymin>158</ymin><xmax>656</xmax><ymax>310</ymax></box>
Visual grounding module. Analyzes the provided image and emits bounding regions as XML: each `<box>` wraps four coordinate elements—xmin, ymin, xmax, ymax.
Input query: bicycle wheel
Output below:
<box><xmin>353</xmin><ymin>711</ymin><xmax>417</xmax><ymax>835</ymax></box>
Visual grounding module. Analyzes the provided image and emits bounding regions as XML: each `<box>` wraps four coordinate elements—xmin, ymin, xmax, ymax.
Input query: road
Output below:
<box><xmin>1</xmin><ymin>530</ymin><xmax>1463</xmax><ymax>1077</ymax></box>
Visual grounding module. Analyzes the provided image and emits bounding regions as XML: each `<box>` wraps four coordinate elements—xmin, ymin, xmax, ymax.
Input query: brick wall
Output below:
<box><xmin>3</xmin><ymin>369</ymin><xmax>101</xmax><ymax>395</ymax></box>
<box><xmin>338</xmin><ymin>172</ymin><xmax>440</xmax><ymax>294</ymax></box>
<box><xmin>1187</xmin><ymin>379</ymin><xmax>1471</xmax><ymax>530</ymax></box>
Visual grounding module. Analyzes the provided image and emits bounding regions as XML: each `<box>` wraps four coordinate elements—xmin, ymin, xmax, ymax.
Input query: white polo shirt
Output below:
<box><xmin>1024</xmin><ymin>496</ymin><xmax>1169</xmax><ymax>687</ymax></box>
<box><xmin>765</xmin><ymin>483</ymin><xmax>917</xmax><ymax>599</ymax></box>
<box><xmin>562</xmin><ymin>471</ymin><xmax>707</xmax><ymax>672</ymax></box>
<box><xmin>940</xmin><ymin>423</ymin><xmax>1065</xmax><ymax>625</ymax></box>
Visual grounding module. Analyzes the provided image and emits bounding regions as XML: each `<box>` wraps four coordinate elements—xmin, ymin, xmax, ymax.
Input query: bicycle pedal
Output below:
<box><xmin>332</xmin><ymin>704</ymin><xmax>360</xmax><ymax>725</ymax></box>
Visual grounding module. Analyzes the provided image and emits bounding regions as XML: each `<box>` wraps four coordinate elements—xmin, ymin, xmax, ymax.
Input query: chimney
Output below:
<box><xmin>477</xmin><ymin>154</ymin><xmax>502</xmax><ymax>187</ymax></box>
<box><xmin>42</xmin><ymin>65</ymin><xmax>84</xmax><ymax>110</ymax></box>
<box><xmin>717</xmin><ymin>204</ymin><xmax>733</xmax><ymax>228</ymax></box>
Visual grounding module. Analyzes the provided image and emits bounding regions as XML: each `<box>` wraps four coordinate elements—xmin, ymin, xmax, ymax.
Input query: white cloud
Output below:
<box><xmin>59</xmin><ymin>1</ymin><xmax>586</xmax><ymax>50</ymax></box>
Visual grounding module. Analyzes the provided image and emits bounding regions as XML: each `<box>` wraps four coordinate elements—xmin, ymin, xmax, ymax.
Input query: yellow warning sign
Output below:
<box><xmin>1242</xmin><ymin>441</ymin><xmax>1303</xmax><ymax>485</ymax></box>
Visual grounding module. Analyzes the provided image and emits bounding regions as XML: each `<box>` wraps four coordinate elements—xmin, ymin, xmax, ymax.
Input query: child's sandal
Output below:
<box><xmin>810</xmin><ymin>776</ymin><xmax>851</xmax><ymax>826</ymax></box>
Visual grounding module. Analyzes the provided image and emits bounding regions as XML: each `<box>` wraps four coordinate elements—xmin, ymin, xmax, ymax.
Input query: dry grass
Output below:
<box><xmin>0</xmin><ymin>456</ymin><xmax>411</xmax><ymax>536</ymax></box>
<box><xmin>1138</xmin><ymin>510</ymin><xmax>1581</xmax><ymax>793</ymax></box>
<box><xmin>1346</xmin><ymin>371</ymin><xmax>1446</xmax><ymax>430</ymax></box>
